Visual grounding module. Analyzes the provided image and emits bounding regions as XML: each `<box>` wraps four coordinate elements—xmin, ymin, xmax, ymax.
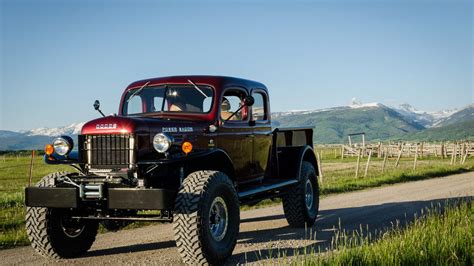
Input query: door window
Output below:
<box><xmin>251</xmin><ymin>92</ymin><xmax>267</xmax><ymax>121</ymax></box>
<box><xmin>221</xmin><ymin>89</ymin><xmax>248</xmax><ymax>121</ymax></box>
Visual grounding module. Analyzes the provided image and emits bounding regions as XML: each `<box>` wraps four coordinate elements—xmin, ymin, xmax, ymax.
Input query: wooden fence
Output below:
<box><xmin>340</xmin><ymin>141</ymin><xmax>474</xmax><ymax>161</ymax></box>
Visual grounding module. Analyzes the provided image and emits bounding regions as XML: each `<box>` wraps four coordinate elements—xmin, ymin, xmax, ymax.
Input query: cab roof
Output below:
<box><xmin>125</xmin><ymin>75</ymin><xmax>268</xmax><ymax>94</ymax></box>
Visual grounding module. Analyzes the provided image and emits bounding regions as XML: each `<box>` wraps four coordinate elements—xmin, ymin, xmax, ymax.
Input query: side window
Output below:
<box><xmin>153</xmin><ymin>96</ymin><xmax>164</xmax><ymax>112</ymax></box>
<box><xmin>127</xmin><ymin>96</ymin><xmax>143</xmax><ymax>114</ymax></box>
<box><xmin>221</xmin><ymin>89</ymin><xmax>247</xmax><ymax>121</ymax></box>
<box><xmin>252</xmin><ymin>92</ymin><xmax>267</xmax><ymax>121</ymax></box>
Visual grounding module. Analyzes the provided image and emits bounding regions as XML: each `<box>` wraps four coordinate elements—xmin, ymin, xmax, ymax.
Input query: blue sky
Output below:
<box><xmin>1</xmin><ymin>0</ymin><xmax>472</xmax><ymax>131</ymax></box>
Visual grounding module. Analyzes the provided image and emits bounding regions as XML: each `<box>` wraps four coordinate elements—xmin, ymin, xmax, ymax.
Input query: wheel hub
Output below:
<box><xmin>60</xmin><ymin>216</ymin><xmax>85</xmax><ymax>238</ymax></box>
<box><xmin>209</xmin><ymin>196</ymin><xmax>228</xmax><ymax>242</ymax></box>
<box><xmin>305</xmin><ymin>179</ymin><xmax>314</xmax><ymax>210</ymax></box>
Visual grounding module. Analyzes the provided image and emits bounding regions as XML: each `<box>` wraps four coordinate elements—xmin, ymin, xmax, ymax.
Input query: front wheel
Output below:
<box><xmin>173</xmin><ymin>171</ymin><xmax>240</xmax><ymax>264</ymax></box>
<box><xmin>25</xmin><ymin>172</ymin><xmax>98</xmax><ymax>259</ymax></box>
<box><xmin>282</xmin><ymin>162</ymin><xmax>320</xmax><ymax>227</ymax></box>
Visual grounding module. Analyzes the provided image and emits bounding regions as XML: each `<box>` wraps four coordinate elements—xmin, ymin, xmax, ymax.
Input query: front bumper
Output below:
<box><xmin>25</xmin><ymin>186</ymin><xmax>176</xmax><ymax>210</ymax></box>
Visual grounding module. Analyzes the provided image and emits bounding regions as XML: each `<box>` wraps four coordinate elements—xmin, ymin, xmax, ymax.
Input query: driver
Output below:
<box><xmin>220</xmin><ymin>97</ymin><xmax>240</xmax><ymax>121</ymax></box>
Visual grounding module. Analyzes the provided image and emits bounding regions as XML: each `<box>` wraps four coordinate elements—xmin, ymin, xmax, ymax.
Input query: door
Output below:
<box><xmin>217</xmin><ymin>88</ymin><xmax>255</xmax><ymax>181</ymax></box>
<box><xmin>250</xmin><ymin>90</ymin><xmax>273</xmax><ymax>177</ymax></box>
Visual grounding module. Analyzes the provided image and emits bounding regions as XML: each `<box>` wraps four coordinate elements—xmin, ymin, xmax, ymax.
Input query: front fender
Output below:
<box><xmin>44</xmin><ymin>151</ymin><xmax>80</xmax><ymax>165</ymax></box>
<box><xmin>138</xmin><ymin>149</ymin><xmax>236</xmax><ymax>180</ymax></box>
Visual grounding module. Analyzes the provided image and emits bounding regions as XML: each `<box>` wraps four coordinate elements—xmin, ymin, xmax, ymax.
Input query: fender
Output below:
<box><xmin>276</xmin><ymin>145</ymin><xmax>318</xmax><ymax>180</ymax></box>
<box><xmin>298</xmin><ymin>145</ymin><xmax>318</xmax><ymax>179</ymax></box>
<box><xmin>138</xmin><ymin>149</ymin><xmax>236</xmax><ymax>180</ymax></box>
<box><xmin>44</xmin><ymin>151</ymin><xmax>80</xmax><ymax>165</ymax></box>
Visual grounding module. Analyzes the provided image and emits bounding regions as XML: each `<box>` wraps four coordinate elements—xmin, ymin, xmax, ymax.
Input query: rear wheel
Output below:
<box><xmin>282</xmin><ymin>162</ymin><xmax>319</xmax><ymax>227</ymax></box>
<box><xmin>173</xmin><ymin>171</ymin><xmax>240</xmax><ymax>264</ymax></box>
<box><xmin>25</xmin><ymin>172</ymin><xmax>99</xmax><ymax>259</ymax></box>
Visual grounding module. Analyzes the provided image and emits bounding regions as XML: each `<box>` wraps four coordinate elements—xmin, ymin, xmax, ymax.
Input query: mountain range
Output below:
<box><xmin>1</xmin><ymin>103</ymin><xmax>473</xmax><ymax>150</ymax></box>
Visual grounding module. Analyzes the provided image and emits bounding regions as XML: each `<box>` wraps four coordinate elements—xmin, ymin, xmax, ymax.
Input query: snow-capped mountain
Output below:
<box><xmin>273</xmin><ymin>100</ymin><xmax>471</xmax><ymax>128</ymax></box>
<box><xmin>389</xmin><ymin>103</ymin><xmax>460</xmax><ymax>128</ymax></box>
<box><xmin>1</xmin><ymin>102</ymin><xmax>472</xmax><ymax>150</ymax></box>
<box><xmin>22</xmin><ymin>122</ymin><xmax>85</xmax><ymax>137</ymax></box>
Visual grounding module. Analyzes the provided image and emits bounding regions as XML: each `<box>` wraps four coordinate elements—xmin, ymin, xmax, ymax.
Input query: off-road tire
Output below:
<box><xmin>25</xmin><ymin>172</ymin><xmax>99</xmax><ymax>259</ymax></box>
<box><xmin>173</xmin><ymin>171</ymin><xmax>240</xmax><ymax>264</ymax></box>
<box><xmin>282</xmin><ymin>162</ymin><xmax>319</xmax><ymax>227</ymax></box>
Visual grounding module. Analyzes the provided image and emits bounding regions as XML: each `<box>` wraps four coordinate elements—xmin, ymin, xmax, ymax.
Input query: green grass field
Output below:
<box><xmin>0</xmin><ymin>151</ymin><xmax>472</xmax><ymax>249</ymax></box>
<box><xmin>292</xmin><ymin>201</ymin><xmax>472</xmax><ymax>265</ymax></box>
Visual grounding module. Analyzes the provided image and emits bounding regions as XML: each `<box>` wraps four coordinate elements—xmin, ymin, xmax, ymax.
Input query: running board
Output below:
<box><xmin>238</xmin><ymin>179</ymin><xmax>298</xmax><ymax>199</ymax></box>
<box><xmin>71</xmin><ymin>215</ymin><xmax>172</xmax><ymax>222</ymax></box>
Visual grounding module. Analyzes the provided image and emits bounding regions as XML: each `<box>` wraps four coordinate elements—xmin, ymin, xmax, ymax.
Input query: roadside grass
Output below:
<box><xmin>242</xmin><ymin>156</ymin><xmax>474</xmax><ymax>211</ymax></box>
<box><xmin>0</xmin><ymin>156</ymin><xmax>71</xmax><ymax>248</ymax></box>
<box><xmin>1</xmin><ymin>154</ymin><xmax>473</xmax><ymax>249</ymax></box>
<box><xmin>287</xmin><ymin>200</ymin><xmax>472</xmax><ymax>265</ymax></box>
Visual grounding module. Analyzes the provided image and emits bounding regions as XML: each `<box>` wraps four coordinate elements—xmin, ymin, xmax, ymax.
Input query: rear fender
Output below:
<box><xmin>276</xmin><ymin>145</ymin><xmax>318</xmax><ymax>180</ymax></box>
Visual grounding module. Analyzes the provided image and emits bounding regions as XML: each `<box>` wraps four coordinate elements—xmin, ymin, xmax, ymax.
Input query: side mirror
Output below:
<box><xmin>93</xmin><ymin>100</ymin><xmax>105</xmax><ymax>117</ymax></box>
<box><xmin>243</xmin><ymin>95</ymin><xmax>255</xmax><ymax>106</ymax></box>
<box><xmin>93</xmin><ymin>100</ymin><xmax>100</xmax><ymax>110</ymax></box>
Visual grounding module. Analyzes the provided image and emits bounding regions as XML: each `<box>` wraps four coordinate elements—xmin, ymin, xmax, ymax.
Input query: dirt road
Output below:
<box><xmin>2</xmin><ymin>172</ymin><xmax>472</xmax><ymax>265</ymax></box>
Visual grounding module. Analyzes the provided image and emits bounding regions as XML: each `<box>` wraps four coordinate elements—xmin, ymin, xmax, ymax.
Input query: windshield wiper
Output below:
<box><xmin>160</xmin><ymin>85</ymin><xmax>169</xmax><ymax>112</ymax></box>
<box><xmin>127</xmin><ymin>81</ymin><xmax>151</xmax><ymax>102</ymax></box>
<box><xmin>187</xmin><ymin>79</ymin><xmax>208</xmax><ymax>98</ymax></box>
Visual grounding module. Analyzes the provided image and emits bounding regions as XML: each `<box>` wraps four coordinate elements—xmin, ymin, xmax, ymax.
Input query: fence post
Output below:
<box><xmin>316</xmin><ymin>151</ymin><xmax>323</xmax><ymax>183</ymax></box>
<box><xmin>377</xmin><ymin>142</ymin><xmax>382</xmax><ymax>158</ymax></box>
<box><xmin>420</xmin><ymin>142</ymin><xmax>424</xmax><ymax>159</ymax></box>
<box><xmin>462</xmin><ymin>144</ymin><xmax>469</xmax><ymax>164</ymax></box>
<box><xmin>413</xmin><ymin>144</ymin><xmax>419</xmax><ymax>171</ymax></box>
<box><xmin>355</xmin><ymin>148</ymin><xmax>361</xmax><ymax>178</ymax></box>
<box><xmin>382</xmin><ymin>147</ymin><xmax>388</xmax><ymax>172</ymax></box>
<box><xmin>395</xmin><ymin>144</ymin><xmax>403</xmax><ymax>168</ymax></box>
<box><xmin>341</xmin><ymin>145</ymin><xmax>344</xmax><ymax>160</ymax></box>
<box><xmin>451</xmin><ymin>143</ymin><xmax>456</xmax><ymax>165</ymax></box>
<box><xmin>28</xmin><ymin>150</ymin><xmax>35</xmax><ymax>186</ymax></box>
<box><xmin>364</xmin><ymin>150</ymin><xmax>372</xmax><ymax>177</ymax></box>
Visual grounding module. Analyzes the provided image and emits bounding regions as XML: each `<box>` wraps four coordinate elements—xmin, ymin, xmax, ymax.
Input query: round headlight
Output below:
<box><xmin>53</xmin><ymin>137</ymin><xmax>73</xmax><ymax>156</ymax></box>
<box><xmin>153</xmin><ymin>133</ymin><xmax>173</xmax><ymax>153</ymax></box>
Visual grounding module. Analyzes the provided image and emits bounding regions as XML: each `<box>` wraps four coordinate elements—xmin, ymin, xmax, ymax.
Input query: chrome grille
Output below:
<box><xmin>82</xmin><ymin>134</ymin><xmax>134</xmax><ymax>168</ymax></box>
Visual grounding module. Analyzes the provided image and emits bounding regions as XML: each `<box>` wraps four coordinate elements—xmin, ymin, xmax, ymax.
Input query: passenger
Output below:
<box><xmin>168</xmin><ymin>97</ymin><xmax>186</xmax><ymax>112</ymax></box>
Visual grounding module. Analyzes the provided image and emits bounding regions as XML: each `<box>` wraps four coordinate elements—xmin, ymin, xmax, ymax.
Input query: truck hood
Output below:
<box><xmin>81</xmin><ymin>116</ymin><xmax>208</xmax><ymax>135</ymax></box>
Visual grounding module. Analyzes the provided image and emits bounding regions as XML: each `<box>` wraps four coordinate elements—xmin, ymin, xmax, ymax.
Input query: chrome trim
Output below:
<box><xmin>86</xmin><ymin>137</ymin><xmax>92</xmax><ymax>168</ymax></box>
<box><xmin>129</xmin><ymin>135</ymin><xmax>135</xmax><ymax>169</ymax></box>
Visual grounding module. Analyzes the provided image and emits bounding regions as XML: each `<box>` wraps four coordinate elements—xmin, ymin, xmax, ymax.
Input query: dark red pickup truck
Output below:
<box><xmin>25</xmin><ymin>75</ymin><xmax>319</xmax><ymax>264</ymax></box>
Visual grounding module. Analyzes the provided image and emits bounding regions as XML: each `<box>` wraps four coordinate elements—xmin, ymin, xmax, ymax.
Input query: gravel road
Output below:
<box><xmin>2</xmin><ymin>172</ymin><xmax>472</xmax><ymax>265</ymax></box>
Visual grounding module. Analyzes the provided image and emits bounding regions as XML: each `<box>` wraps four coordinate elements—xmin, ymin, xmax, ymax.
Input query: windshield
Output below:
<box><xmin>122</xmin><ymin>85</ymin><xmax>214</xmax><ymax>115</ymax></box>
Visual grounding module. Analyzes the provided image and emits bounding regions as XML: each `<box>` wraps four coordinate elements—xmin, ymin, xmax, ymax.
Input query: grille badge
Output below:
<box><xmin>96</xmin><ymin>123</ymin><xmax>117</xmax><ymax>129</ymax></box>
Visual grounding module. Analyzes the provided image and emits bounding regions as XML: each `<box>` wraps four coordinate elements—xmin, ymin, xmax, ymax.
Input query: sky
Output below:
<box><xmin>1</xmin><ymin>0</ymin><xmax>473</xmax><ymax>131</ymax></box>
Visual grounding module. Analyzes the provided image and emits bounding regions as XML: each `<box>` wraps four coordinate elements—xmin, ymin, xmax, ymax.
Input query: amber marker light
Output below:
<box><xmin>182</xmin><ymin>141</ymin><xmax>193</xmax><ymax>155</ymax></box>
<box><xmin>45</xmin><ymin>144</ymin><xmax>54</xmax><ymax>156</ymax></box>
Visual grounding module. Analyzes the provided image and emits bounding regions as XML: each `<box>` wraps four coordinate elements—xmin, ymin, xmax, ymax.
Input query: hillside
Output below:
<box><xmin>433</xmin><ymin>104</ymin><xmax>474</xmax><ymax>127</ymax></box>
<box><xmin>395</xmin><ymin>121</ymin><xmax>474</xmax><ymax>142</ymax></box>
<box><xmin>1</xmin><ymin>102</ymin><xmax>472</xmax><ymax>150</ymax></box>
<box><xmin>273</xmin><ymin>105</ymin><xmax>424</xmax><ymax>144</ymax></box>
<box><xmin>0</xmin><ymin>134</ymin><xmax>53</xmax><ymax>151</ymax></box>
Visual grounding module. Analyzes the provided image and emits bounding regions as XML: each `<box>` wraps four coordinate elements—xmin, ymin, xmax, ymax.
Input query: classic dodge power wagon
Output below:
<box><xmin>25</xmin><ymin>76</ymin><xmax>319</xmax><ymax>264</ymax></box>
